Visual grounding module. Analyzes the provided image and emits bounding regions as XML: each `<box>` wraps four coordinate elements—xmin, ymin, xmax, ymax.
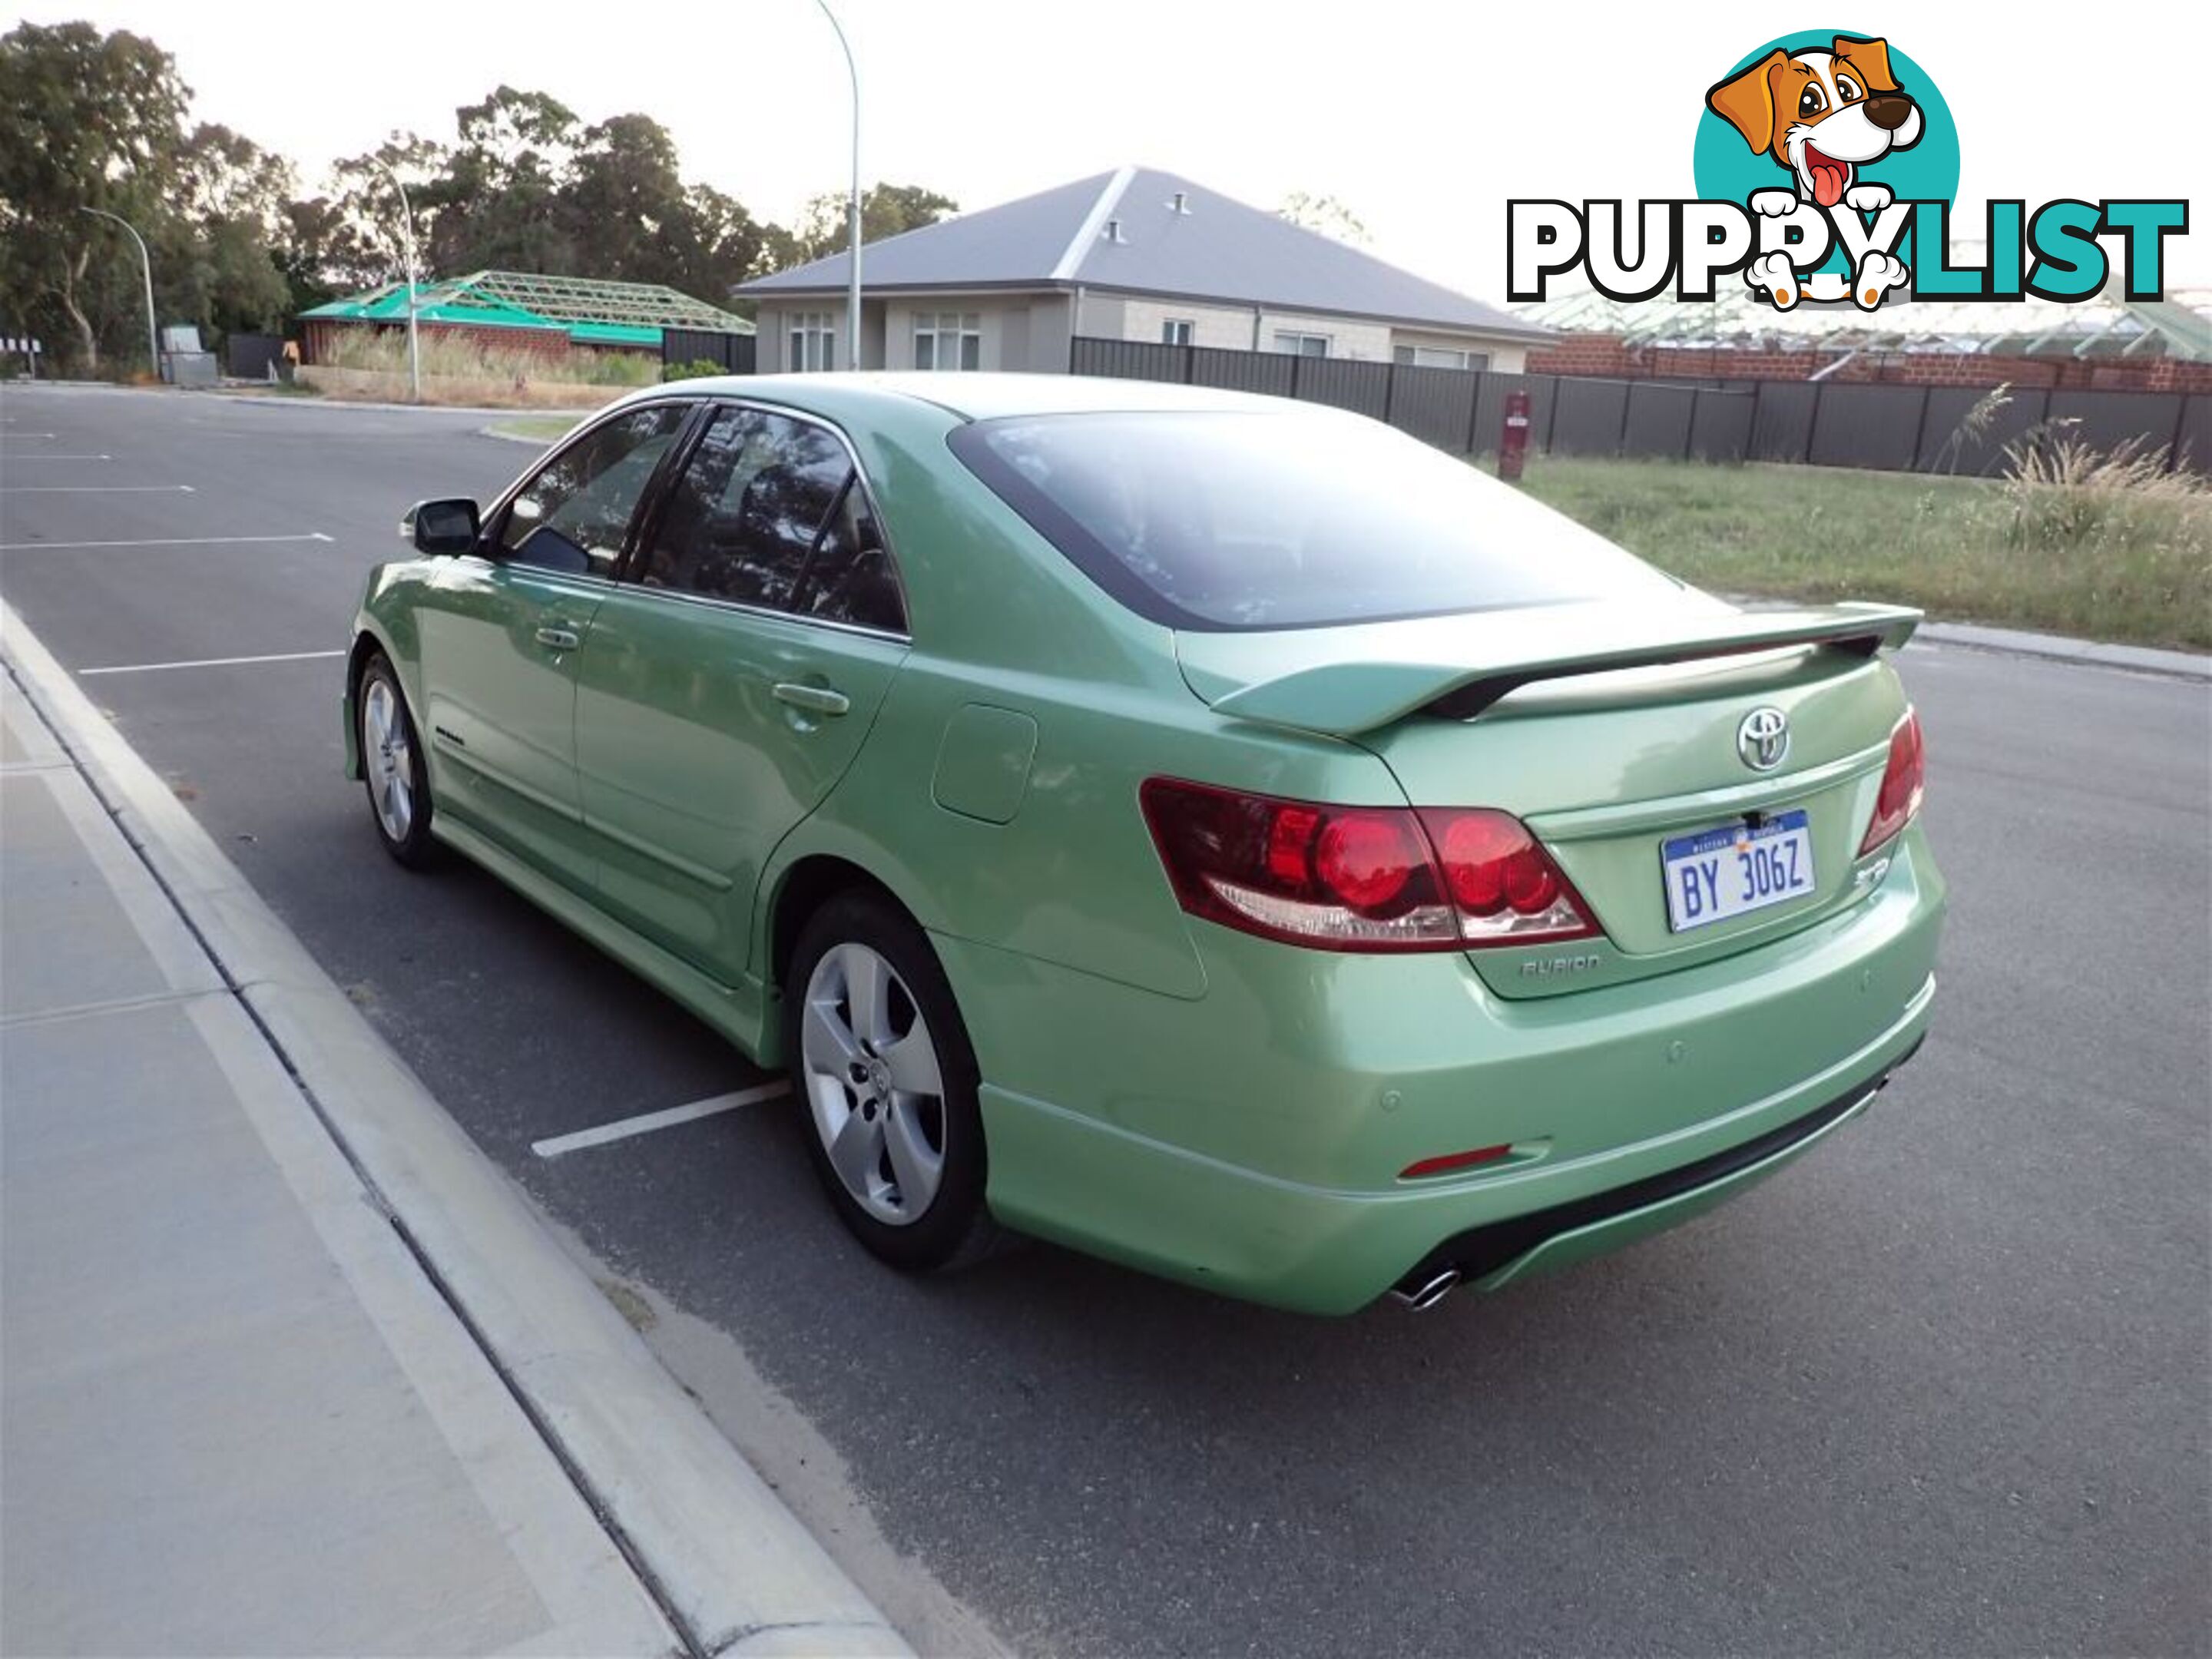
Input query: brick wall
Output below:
<box><xmin>1525</xmin><ymin>333</ymin><xmax>2212</xmax><ymax>393</ymax></box>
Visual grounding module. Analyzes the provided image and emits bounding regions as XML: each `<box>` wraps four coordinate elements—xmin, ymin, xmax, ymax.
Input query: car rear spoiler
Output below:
<box><xmin>1197</xmin><ymin>603</ymin><xmax>1922</xmax><ymax>737</ymax></box>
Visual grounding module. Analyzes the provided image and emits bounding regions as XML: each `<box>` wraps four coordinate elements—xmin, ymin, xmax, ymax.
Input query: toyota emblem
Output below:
<box><xmin>1737</xmin><ymin>707</ymin><xmax>1790</xmax><ymax>771</ymax></box>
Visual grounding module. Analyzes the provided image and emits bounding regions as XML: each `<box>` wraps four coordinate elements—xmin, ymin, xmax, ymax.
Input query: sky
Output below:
<box><xmin>25</xmin><ymin>0</ymin><xmax>2210</xmax><ymax>299</ymax></box>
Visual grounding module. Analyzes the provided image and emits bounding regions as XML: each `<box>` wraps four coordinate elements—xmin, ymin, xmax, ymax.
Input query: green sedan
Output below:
<box><xmin>345</xmin><ymin>374</ymin><xmax>1944</xmax><ymax>1315</ymax></box>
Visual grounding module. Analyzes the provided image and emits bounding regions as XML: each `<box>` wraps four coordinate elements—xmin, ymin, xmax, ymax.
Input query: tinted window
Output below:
<box><xmin>794</xmin><ymin>481</ymin><xmax>906</xmax><ymax>633</ymax></box>
<box><xmin>501</xmin><ymin>404</ymin><xmax>690</xmax><ymax>576</ymax></box>
<box><xmin>638</xmin><ymin>408</ymin><xmax>849</xmax><ymax>610</ymax></box>
<box><xmin>950</xmin><ymin>410</ymin><xmax>1683</xmax><ymax>631</ymax></box>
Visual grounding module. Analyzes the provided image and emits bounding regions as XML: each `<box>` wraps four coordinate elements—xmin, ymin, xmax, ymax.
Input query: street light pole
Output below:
<box><xmin>813</xmin><ymin>0</ymin><xmax>862</xmax><ymax>371</ymax></box>
<box><xmin>372</xmin><ymin>158</ymin><xmax>422</xmax><ymax>402</ymax></box>
<box><xmin>78</xmin><ymin>207</ymin><xmax>157</xmax><ymax>379</ymax></box>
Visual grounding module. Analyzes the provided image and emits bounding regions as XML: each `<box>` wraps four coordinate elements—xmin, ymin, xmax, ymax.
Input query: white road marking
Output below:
<box><xmin>0</xmin><ymin>531</ymin><xmax>332</xmax><ymax>551</ymax></box>
<box><xmin>0</xmin><ymin>483</ymin><xmax>194</xmax><ymax>493</ymax></box>
<box><xmin>530</xmin><ymin>1081</ymin><xmax>790</xmax><ymax>1159</ymax></box>
<box><xmin>78</xmin><ymin>648</ymin><xmax>346</xmax><ymax>677</ymax></box>
<box><xmin>2</xmin><ymin>453</ymin><xmax>111</xmax><ymax>461</ymax></box>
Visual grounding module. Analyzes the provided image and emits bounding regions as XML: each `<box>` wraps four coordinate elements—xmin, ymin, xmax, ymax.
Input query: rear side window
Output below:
<box><xmin>501</xmin><ymin>404</ymin><xmax>689</xmax><ymax>577</ymax></box>
<box><xmin>949</xmin><ymin>410</ymin><xmax>1681</xmax><ymax>631</ymax></box>
<box><xmin>638</xmin><ymin>408</ymin><xmax>849</xmax><ymax>610</ymax></box>
<box><xmin>795</xmin><ymin>481</ymin><xmax>905</xmax><ymax>634</ymax></box>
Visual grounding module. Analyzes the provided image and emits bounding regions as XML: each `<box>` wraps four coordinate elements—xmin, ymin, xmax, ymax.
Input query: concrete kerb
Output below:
<box><xmin>204</xmin><ymin>387</ymin><xmax>603</xmax><ymax>421</ymax></box>
<box><xmin>0</xmin><ymin>598</ymin><xmax>910</xmax><ymax>1659</ymax></box>
<box><xmin>481</xmin><ymin>421</ymin><xmax>585</xmax><ymax>447</ymax></box>
<box><xmin>1912</xmin><ymin>620</ymin><xmax>2208</xmax><ymax>681</ymax></box>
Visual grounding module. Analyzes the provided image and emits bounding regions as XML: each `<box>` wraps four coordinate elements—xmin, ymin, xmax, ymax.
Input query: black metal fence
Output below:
<box><xmin>224</xmin><ymin>333</ymin><xmax>286</xmax><ymax>381</ymax></box>
<box><xmin>1068</xmin><ymin>336</ymin><xmax>2208</xmax><ymax>475</ymax></box>
<box><xmin>661</xmin><ymin>328</ymin><xmax>756</xmax><ymax>375</ymax></box>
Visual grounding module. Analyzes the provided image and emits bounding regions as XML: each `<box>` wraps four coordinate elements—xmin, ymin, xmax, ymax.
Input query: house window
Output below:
<box><xmin>913</xmin><ymin>312</ymin><xmax>981</xmax><ymax>371</ymax></box>
<box><xmin>1161</xmin><ymin>318</ymin><xmax>1194</xmax><ymax>346</ymax></box>
<box><xmin>788</xmin><ymin>313</ymin><xmax>835</xmax><ymax>372</ymax></box>
<box><xmin>1392</xmin><ymin>346</ymin><xmax>1491</xmax><ymax>372</ymax></box>
<box><xmin>1271</xmin><ymin>331</ymin><xmax>1330</xmax><ymax>357</ymax></box>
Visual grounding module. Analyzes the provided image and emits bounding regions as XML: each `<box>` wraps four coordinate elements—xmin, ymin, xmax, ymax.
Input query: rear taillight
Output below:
<box><xmin>1140</xmin><ymin>778</ymin><xmax>1598</xmax><ymax>954</ymax></box>
<box><xmin>1416</xmin><ymin>807</ymin><xmax>1598</xmax><ymax>945</ymax></box>
<box><xmin>1859</xmin><ymin>707</ymin><xmax>1926</xmax><ymax>856</ymax></box>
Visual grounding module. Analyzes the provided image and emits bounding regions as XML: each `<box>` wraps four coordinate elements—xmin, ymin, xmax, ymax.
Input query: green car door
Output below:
<box><xmin>574</xmin><ymin>402</ymin><xmax>909</xmax><ymax>986</ymax></box>
<box><xmin>417</xmin><ymin>402</ymin><xmax>694</xmax><ymax>891</ymax></box>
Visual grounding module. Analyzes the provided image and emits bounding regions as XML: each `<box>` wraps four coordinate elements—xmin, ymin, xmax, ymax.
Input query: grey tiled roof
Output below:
<box><xmin>739</xmin><ymin>167</ymin><xmax>1547</xmax><ymax>340</ymax></box>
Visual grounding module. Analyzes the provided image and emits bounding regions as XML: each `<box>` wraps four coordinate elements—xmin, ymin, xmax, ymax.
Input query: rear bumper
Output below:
<box><xmin>1392</xmin><ymin>1035</ymin><xmax>1919</xmax><ymax>1300</ymax></box>
<box><xmin>944</xmin><ymin>824</ymin><xmax>1945</xmax><ymax>1315</ymax></box>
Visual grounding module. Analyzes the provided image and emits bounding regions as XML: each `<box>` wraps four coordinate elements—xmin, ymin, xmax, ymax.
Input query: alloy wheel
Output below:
<box><xmin>363</xmin><ymin>676</ymin><xmax>414</xmax><ymax>843</ymax></box>
<box><xmin>799</xmin><ymin>942</ymin><xmax>948</xmax><ymax>1226</ymax></box>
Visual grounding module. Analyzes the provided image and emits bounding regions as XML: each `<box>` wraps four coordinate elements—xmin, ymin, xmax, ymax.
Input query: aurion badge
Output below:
<box><xmin>1737</xmin><ymin>707</ymin><xmax>1790</xmax><ymax>771</ymax></box>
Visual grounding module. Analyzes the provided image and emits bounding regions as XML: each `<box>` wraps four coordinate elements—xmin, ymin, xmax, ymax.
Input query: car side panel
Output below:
<box><xmin>406</xmin><ymin>557</ymin><xmax>606</xmax><ymax>893</ymax></box>
<box><xmin>572</xmin><ymin>590</ymin><xmax>906</xmax><ymax>987</ymax></box>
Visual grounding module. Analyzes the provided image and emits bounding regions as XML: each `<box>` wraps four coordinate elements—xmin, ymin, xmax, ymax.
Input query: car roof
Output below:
<box><xmin>635</xmin><ymin>371</ymin><xmax>1320</xmax><ymax>425</ymax></box>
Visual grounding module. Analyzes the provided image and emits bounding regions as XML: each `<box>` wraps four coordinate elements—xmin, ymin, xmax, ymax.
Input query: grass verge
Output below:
<box><xmin>485</xmin><ymin>415</ymin><xmax>581</xmax><ymax>445</ymax></box>
<box><xmin>1515</xmin><ymin>454</ymin><xmax>2209</xmax><ymax>652</ymax></box>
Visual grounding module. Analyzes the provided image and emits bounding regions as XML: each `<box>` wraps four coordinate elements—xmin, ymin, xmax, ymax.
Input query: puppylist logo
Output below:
<box><xmin>1509</xmin><ymin>31</ymin><xmax>2188</xmax><ymax>313</ymax></box>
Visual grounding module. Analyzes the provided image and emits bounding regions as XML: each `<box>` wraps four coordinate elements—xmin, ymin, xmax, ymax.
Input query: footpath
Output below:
<box><xmin>0</xmin><ymin>614</ymin><xmax>907</xmax><ymax>1657</ymax></box>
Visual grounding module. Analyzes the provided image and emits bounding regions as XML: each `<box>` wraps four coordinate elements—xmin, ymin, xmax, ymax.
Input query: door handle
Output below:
<box><xmin>535</xmin><ymin>625</ymin><xmax>581</xmax><ymax>651</ymax></box>
<box><xmin>772</xmin><ymin>681</ymin><xmax>850</xmax><ymax>717</ymax></box>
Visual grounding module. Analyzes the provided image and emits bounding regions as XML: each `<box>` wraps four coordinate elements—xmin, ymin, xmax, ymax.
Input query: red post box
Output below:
<box><xmin>1498</xmin><ymin>389</ymin><xmax>1532</xmax><ymax>483</ymax></box>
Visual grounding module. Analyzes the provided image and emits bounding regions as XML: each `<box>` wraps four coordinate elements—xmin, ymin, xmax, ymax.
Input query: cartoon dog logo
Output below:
<box><xmin>1707</xmin><ymin>36</ymin><xmax>1922</xmax><ymax>310</ymax></box>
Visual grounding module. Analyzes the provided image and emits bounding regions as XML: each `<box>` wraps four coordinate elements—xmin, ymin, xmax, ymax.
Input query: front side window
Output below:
<box><xmin>914</xmin><ymin>312</ymin><xmax>981</xmax><ymax>371</ymax></box>
<box><xmin>1271</xmin><ymin>331</ymin><xmax>1330</xmax><ymax>358</ymax></box>
<box><xmin>950</xmin><ymin>409</ymin><xmax>1682</xmax><ymax>632</ymax></box>
<box><xmin>789</xmin><ymin>313</ymin><xmax>836</xmax><ymax>373</ymax></box>
<box><xmin>637</xmin><ymin>407</ymin><xmax>852</xmax><ymax>611</ymax></box>
<box><xmin>500</xmin><ymin>403</ymin><xmax>690</xmax><ymax>577</ymax></box>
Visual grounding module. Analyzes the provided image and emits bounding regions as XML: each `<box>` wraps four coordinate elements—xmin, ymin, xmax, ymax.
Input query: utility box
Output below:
<box><xmin>158</xmin><ymin>323</ymin><xmax>215</xmax><ymax>386</ymax></box>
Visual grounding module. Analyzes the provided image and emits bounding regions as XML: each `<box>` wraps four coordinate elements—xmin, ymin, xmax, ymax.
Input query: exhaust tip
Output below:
<box><xmin>1388</xmin><ymin>1267</ymin><xmax>1462</xmax><ymax>1312</ymax></box>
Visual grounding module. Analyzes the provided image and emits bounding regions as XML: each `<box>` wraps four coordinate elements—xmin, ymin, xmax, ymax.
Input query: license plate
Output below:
<box><xmin>1661</xmin><ymin>810</ymin><xmax>1816</xmax><ymax>932</ymax></box>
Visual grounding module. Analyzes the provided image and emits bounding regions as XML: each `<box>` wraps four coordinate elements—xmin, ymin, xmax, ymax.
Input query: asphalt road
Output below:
<box><xmin>4</xmin><ymin>384</ymin><xmax>2207</xmax><ymax>1658</ymax></box>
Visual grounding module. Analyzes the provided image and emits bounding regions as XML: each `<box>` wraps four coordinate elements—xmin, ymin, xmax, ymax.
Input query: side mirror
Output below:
<box><xmin>402</xmin><ymin>497</ymin><xmax>481</xmax><ymax>556</ymax></box>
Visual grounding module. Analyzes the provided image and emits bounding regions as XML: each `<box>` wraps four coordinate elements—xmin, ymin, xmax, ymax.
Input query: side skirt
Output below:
<box><xmin>429</xmin><ymin>814</ymin><xmax>775</xmax><ymax>1065</ymax></box>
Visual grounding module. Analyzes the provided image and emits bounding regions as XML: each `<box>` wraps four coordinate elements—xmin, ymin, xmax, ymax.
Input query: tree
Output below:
<box><xmin>0</xmin><ymin>26</ymin><xmax>959</xmax><ymax>371</ymax></box>
<box><xmin>168</xmin><ymin>124</ymin><xmax>293</xmax><ymax>336</ymax></box>
<box><xmin>0</xmin><ymin>23</ymin><xmax>295</xmax><ymax>369</ymax></box>
<box><xmin>786</xmin><ymin>183</ymin><xmax>959</xmax><ymax>265</ymax></box>
<box><xmin>680</xmin><ymin>183</ymin><xmax>778</xmax><ymax>297</ymax></box>
<box><xmin>1280</xmin><ymin>192</ymin><xmax>1369</xmax><ymax>245</ymax></box>
<box><xmin>561</xmin><ymin>113</ymin><xmax>691</xmax><ymax>285</ymax></box>
<box><xmin>426</xmin><ymin>87</ymin><xmax>577</xmax><ymax>274</ymax></box>
<box><xmin>324</xmin><ymin>133</ymin><xmax>448</xmax><ymax>285</ymax></box>
<box><xmin>0</xmin><ymin>22</ymin><xmax>192</xmax><ymax>369</ymax></box>
<box><xmin>276</xmin><ymin>194</ymin><xmax>386</xmax><ymax>313</ymax></box>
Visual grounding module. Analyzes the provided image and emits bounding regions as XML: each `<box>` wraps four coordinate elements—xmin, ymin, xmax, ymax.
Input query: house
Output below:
<box><xmin>738</xmin><ymin>166</ymin><xmax>1549</xmax><ymax>376</ymax></box>
<box><xmin>298</xmin><ymin>270</ymin><xmax>753</xmax><ymax>364</ymax></box>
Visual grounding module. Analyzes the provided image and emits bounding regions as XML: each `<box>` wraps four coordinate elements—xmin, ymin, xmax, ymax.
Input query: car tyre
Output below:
<box><xmin>358</xmin><ymin>651</ymin><xmax>437</xmax><ymax>869</ymax></box>
<box><xmin>786</xmin><ymin>892</ymin><xmax>1004</xmax><ymax>1272</ymax></box>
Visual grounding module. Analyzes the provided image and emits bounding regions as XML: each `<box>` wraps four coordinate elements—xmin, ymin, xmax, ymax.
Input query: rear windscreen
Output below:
<box><xmin>949</xmin><ymin>409</ymin><xmax>1683</xmax><ymax>631</ymax></box>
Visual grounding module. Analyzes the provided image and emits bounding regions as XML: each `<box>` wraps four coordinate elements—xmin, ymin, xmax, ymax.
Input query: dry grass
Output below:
<box><xmin>1515</xmin><ymin>442</ymin><xmax>2209</xmax><ymax>651</ymax></box>
<box><xmin>319</xmin><ymin>328</ymin><xmax>659</xmax><ymax>391</ymax></box>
